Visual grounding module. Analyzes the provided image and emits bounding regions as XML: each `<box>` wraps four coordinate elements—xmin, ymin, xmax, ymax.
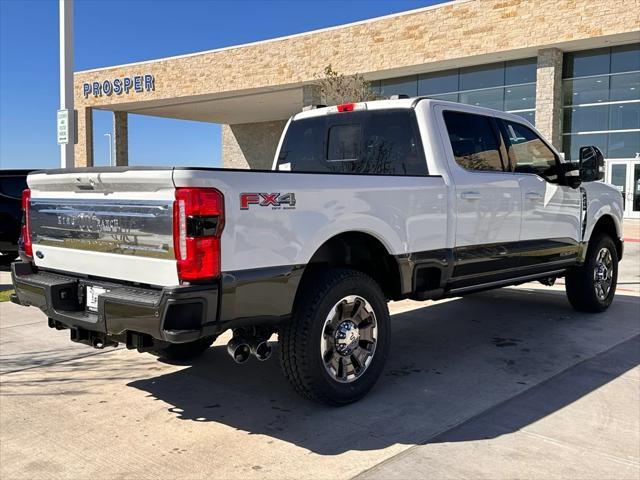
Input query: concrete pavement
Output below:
<box><xmin>0</xmin><ymin>242</ymin><xmax>638</xmax><ymax>480</ymax></box>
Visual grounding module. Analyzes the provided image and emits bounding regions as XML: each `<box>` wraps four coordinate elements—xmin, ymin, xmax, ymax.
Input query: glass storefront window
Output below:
<box><xmin>563</xmin><ymin>105</ymin><xmax>609</xmax><ymax>133</ymax></box>
<box><xmin>459</xmin><ymin>63</ymin><xmax>504</xmax><ymax>90</ymax></box>
<box><xmin>562</xmin><ymin>133</ymin><xmax>608</xmax><ymax>160</ymax></box>
<box><xmin>608</xmin><ymin>132</ymin><xmax>640</xmax><ymax>158</ymax></box>
<box><xmin>611</xmin><ymin>44</ymin><xmax>640</xmax><ymax>74</ymax></box>
<box><xmin>610</xmin><ymin>72</ymin><xmax>640</xmax><ymax>102</ymax></box>
<box><xmin>427</xmin><ymin>92</ymin><xmax>459</xmax><ymax>102</ymax></box>
<box><xmin>504</xmin><ymin>84</ymin><xmax>536</xmax><ymax>111</ymax></box>
<box><xmin>610</xmin><ymin>164</ymin><xmax>627</xmax><ymax>209</ymax></box>
<box><xmin>563</xmin><ymin>76</ymin><xmax>610</xmax><ymax>105</ymax></box>
<box><xmin>564</xmin><ymin>48</ymin><xmax>610</xmax><ymax>78</ymax></box>
<box><xmin>513</xmin><ymin>111</ymin><xmax>535</xmax><ymax>125</ymax></box>
<box><xmin>505</xmin><ymin>58</ymin><xmax>536</xmax><ymax>84</ymax></box>
<box><xmin>418</xmin><ymin>69</ymin><xmax>458</xmax><ymax>95</ymax></box>
<box><xmin>609</xmin><ymin>102</ymin><xmax>640</xmax><ymax>131</ymax></box>
<box><xmin>379</xmin><ymin>76</ymin><xmax>417</xmax><ymax>97</ymax></box>
<box><xmin>459</xmin><ymin>87</ymin><xmax>504</xmax><ymax>110</ymax></box>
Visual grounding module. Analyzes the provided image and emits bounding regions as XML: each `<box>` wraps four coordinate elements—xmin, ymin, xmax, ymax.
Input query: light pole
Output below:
<box><xmin>104</xmin><ymin>133</ymin><xmax>113</xmax><ymax>166</ymax></box>
<box><xmin>59</xmin><ymin>0</ymin><xmax>74</xmax><ymax>168</ymax></box>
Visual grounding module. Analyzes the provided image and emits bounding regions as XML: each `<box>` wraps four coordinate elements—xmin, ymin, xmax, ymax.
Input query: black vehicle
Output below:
<box><xmin>0</xmin><ymin>169</ymin><xmax>32</xmax><ymax>265</ymax></box>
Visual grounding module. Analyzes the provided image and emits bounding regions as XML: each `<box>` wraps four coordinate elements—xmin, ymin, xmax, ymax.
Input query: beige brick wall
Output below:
<box><xmin>222</xmin><ymin>121</ymin><xmax>287</xmax><ymax>169</ymax></box>
<box><xmin>73</xmin><ymin>0</ymin><xmax>640</xmax><ymax>166</ymax></box>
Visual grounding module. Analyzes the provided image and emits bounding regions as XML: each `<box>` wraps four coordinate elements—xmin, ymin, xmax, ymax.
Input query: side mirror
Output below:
<box><xmin>579</xmin><ymin>146</ymin><xmax>605</xmax><ymax>182</ymax></box>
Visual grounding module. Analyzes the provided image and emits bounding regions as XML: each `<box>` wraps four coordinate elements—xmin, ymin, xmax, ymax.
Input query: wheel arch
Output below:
<box><xmin>296</xmin><ymin>231</ymin><xmax>405</xmax><ymax>303</ymax></box>
<box><xmin>587</xmin><ymin>214</ymin><xmax>623</xmax><ymax>260</ymax></box>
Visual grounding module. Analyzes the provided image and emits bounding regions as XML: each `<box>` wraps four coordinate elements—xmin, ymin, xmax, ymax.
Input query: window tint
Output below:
<box><xmin>327</xmin><ymin>124</ymin><xmax>360</xmax><ymax>161</ymax></box>
<box><xmin>361</xmin><ymin>110</ymin><xmax>427</xmax><ymax>175</ymax></box>
<box><xmin>501</xmin><ymin>120</ymin><xmax>559</xmax><ymax>181</ymax></box>
<box><xmin>443</xmin><ymin>111</ymin><xmax>504</xmax><ymax>172</ymax></box>
<box><xmin>276</xmin><ymin>110</ymin><xmax>428</xmax><ymax>176</ymax></box>
<box><xmin>276</xmin><ymin>116</ymin><xmax>325</xmax><ymax>172</ymax></box>
<box><xmin>0</xmin><ymin>177</ymin><xmax>27</xmax><ymax>199</ymax></box>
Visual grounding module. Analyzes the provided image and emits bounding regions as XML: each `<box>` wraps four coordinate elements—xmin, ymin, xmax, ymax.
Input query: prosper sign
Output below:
<box><xmin>83</xmin><ymin>74</ymin><xmax>155</xmax><ymax>98</ymax></box>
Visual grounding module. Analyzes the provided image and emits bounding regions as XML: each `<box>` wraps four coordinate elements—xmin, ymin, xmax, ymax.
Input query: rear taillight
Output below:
<box><xmin>173</xmin><ymin>188</ymin><xmax>225</xmax><ymax>282</ymax></box>
<box><xmin>21</xmin><ymin>188</ymin><xmax>32</xmax><ymax>258</ymax></box>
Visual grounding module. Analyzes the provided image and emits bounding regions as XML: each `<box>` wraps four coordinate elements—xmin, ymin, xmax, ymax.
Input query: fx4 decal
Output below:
<box><xmin>240</xmin><ymin>193</ymin><xmax>297</xmax><ymax>210</ymax></box>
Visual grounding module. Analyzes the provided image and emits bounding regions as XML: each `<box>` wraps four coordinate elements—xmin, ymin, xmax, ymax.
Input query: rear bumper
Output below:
<box><xmin>10</xmin><ymin>261</ymin><xmax>219</xmax><ymax>347</ymax></box>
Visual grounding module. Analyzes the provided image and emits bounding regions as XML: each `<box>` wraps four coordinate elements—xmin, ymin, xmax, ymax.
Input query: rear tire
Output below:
<box><xmin>565</xmin><ymin>233</ymin><xmax>618</xmax><ymax>312</ymax></box>
<box><xmin>279</xmin><ymin>268</ymin><xmax>390</xmax><ymax>406</ymax></box>
<box><xmin>151</xmin><ymin>335</ymin><xmax>216</xmax><ymax>361</ymax></box>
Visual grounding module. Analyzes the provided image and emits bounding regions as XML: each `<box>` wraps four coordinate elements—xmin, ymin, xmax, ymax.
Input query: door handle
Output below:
<box><xmin>525</xmin><ymin>192</ymin><xmax>543</xmax><ymax>201</ymax></box>
<box><xmin>460</xmin><ymin>191</ymin><xmax>481</xmax><ymax>200</ymax></box>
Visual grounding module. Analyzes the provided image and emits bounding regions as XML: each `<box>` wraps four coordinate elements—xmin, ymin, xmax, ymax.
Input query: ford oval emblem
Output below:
<box><xmin>35</xmin><ymin>251</ymin><xmax>44</xmax><ymax>259</ymax></box>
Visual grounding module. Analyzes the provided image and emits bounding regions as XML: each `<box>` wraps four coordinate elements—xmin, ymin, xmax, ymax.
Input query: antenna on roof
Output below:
<box><xmin>389</xmin><ymin>94</ymin><xmax>410</xmax><ymax>100</ymax></box>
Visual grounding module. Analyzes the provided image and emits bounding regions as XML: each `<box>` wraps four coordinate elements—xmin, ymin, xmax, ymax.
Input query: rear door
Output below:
<box><xmin>497</xmin><ymin>118</ymin><xmax>582</xmax><ymax>267</ymax></box>
<box><xmin>27</xmin><ymin>169</ymin><xmax>179</xmax><ymax>286</ymax></box>
<box><xmin>438</xmin><ymin>108</ymin><xmax>522</xmax><ymax>279</ymax></box>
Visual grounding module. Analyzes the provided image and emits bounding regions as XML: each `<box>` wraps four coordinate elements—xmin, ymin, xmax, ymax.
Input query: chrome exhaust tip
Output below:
<box><xmin>227</xmin><ymin>337</ymin><xmax>251</xmax><ymax>364</ymax></box>
<box><xmin>251</xmin><ymin>340</ymin><xmax>272</xmax><ymax>362</ymax></box>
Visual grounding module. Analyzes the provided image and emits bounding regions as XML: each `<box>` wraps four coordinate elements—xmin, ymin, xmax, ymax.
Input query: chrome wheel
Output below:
<box><xmin>593</xmin><ymin>247</ymin><xmax>614</xmax><ymax>301</ymax></box>
<box><xmin>320</xmin><ymin>295</ymin><xmax>378</xmax><ymax>383</ymax></box>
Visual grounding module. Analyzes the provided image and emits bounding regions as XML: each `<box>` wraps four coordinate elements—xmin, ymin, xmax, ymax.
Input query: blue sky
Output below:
<box><xmin>0</xmin><ymin>0</ymin><xmax>440</xmax><ymax>170</ymax></box>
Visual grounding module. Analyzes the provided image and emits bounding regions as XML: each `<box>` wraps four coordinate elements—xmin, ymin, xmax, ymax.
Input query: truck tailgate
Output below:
<box><xmin>27</xmin><ymin>169</ymin><xmax>179</xmax><ymax>286</ymax></box>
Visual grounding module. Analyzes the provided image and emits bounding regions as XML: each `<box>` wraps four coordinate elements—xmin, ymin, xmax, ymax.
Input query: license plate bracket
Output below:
<box><xmin>86</xmin><ymin>285</ymin><xmax>108</xmax><ymax>312</ymax></box>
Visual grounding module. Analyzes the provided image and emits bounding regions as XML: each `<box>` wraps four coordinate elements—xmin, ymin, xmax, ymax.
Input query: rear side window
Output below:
<box><xmin>276</xmin><ymin>109</ymin><xmax>428</xmax><ymax>176</ymax></box>
<box><xmin>500</xmin><ymin>119</ymin><xmax>559</xmax><ymax>181</ymax></box>
<box><xmin>443</xmin><ymin>111</ymin><xmax>505</xmax><ymax>172</ymax></box>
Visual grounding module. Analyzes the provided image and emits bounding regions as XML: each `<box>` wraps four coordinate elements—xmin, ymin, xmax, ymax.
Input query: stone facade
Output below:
<box><xmin>75</xmin><ymin>107</ymin><xmax>93</xmax><ymax>167</ymax></box>
<box><xmin>72</xmin><ymin>0</ymin><xmax>640</xmax><ymax>167</ymax></box>
<box><xmin>113</xmin><ymin>112</ymin><xmax>128</xmax><ymax>166</ymax></box>
<box><xmin>222</xmin><ymin>121</ymin><xmax>288</xmax><ymax>169</ymax></box>
<box><xmin>535</xmin><ymin>48</ymin><xmax>564</xmax><ymax>149</ymax></box>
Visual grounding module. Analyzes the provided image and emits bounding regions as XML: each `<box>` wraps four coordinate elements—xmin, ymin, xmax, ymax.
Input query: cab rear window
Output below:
<box><xmin>276</xmin><ymin>109</ymin><xmax>428</xmax><ymax>176</ymax></box>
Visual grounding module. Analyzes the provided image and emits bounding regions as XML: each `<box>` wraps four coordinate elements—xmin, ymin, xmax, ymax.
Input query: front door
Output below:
<box><xmin>497</xmin><ymin>118</ymin><xmax>582</xmax><ymax>267</ymax></box>
<box><xmin>438</xmin><ymin>108</ymin><xmax>522</xmax><ymax>279</ymax></box>
<box><xmin>607</xmin><ymin>159</ymin><xmax>640</xmax><ymax>219</ymax></box>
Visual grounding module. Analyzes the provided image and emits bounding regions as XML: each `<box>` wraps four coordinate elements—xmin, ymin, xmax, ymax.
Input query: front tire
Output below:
<box><xmin>565</xmin><ymin>233</ymin><xmax>618</xmax><ymax>312</ymax></box>
<box><xmin>279</xmin><ymin>268</ymin><xmax>390</xmax><ymax>406</ymax></box>
<box><xmin>150</xmin><ymin>335</ymin><xmax>216</xmax><ymax>361</ymax></box>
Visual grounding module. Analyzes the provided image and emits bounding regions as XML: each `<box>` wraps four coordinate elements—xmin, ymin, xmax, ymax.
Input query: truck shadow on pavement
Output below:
<box><xmin>129</xmin><ymin>287</ymin><xmax>639</xmax><ymax>455</ymax></box>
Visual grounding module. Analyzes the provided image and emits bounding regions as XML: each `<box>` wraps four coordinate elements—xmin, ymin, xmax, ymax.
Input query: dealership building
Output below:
<box><xmin>73</xmin><ymin>0</ymin><xmax>640</xmax><ymax>217</ymax></box>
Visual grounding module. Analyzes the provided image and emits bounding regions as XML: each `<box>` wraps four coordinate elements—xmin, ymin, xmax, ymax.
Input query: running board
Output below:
<box><xmin>448</xmin><ymin>269</ymin><xmax>567</xmax><ymax>296</ymax></box>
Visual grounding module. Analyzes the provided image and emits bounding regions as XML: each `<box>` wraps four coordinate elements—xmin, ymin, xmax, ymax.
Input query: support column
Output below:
<box><xmin>221</xmin><ymin>120</ymin><xmax>287</xmax><ymax>169</ymax></box>
<box><xmin>74</xmin><ymin>106</ymin><xmax>93</xmax><ymax>167</ymax></box>
<box><xmin>113</xmin><ymin>111</ymin><xmax>128</xmax><ymax>166</ymax></box>
<box><xmin>302</xmin><ymin>84</ymin><xmax>322</xmax><ymax>108</ymax></box>
<box><xmin>535</xmin><ymin>48</ymin><xmax>564</xmax><ymax>150</ymax></box>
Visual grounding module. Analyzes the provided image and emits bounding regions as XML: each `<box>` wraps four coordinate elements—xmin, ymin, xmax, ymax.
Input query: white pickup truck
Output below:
<box><xmin>11</xmin><ymin>98</ymin><xmax>624</xmax><ymax>405</ymax></box>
